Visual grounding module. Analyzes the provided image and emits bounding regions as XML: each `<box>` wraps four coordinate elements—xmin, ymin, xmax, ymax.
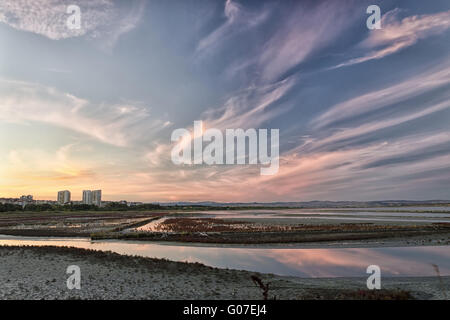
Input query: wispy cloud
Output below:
<box><xmin>0</xmin><ymin>0</ymin><xmax>145</xmax><ymax>48</ymax></box>
<box><xmin>198</xmin><ymin>1</ymin><xmax>358</xmax><ymax>83</ymax></box>
<box><xmin>121</xmin><ymin>130</ymin><xmax>450</xmax><ymax>202</ymax></box>
<box><xmin>193</xmin><ymin>1</ymin><xmax>360</xmax><ymax>138</ymax></box>
<box><xmin>333</xmin><ymin>9</ymin><xmax>450</xmax><ymax>68</ymax></box>
<box><xmin>238</xmin><ymin>133</ymin><xmax>450</xmax><ymax>201</ymax></box>
<box><xmin>0</xmin><ymin>79</ymin><xmax>169</xmax><ymax>147</ymax></box>
<box><xmin>312</xmin><ymin>64</ymin><xmax>450</xmax><ymax>129</ymax></box>
<box><xmin>311</xmin><ymin>99</ymin><xmax>450</xmax><ymax>153</ymax></box>
<box><xmin>202</xmin><ymin>76</ymin><xmax>296</xmax><ymax>130</ymax></box>
<box><xmin>257</xmin><ymin>1</ymin><xmax>356</xmax><ymax>82</ymax></box>
<box><xmin>196</xmin><ymin>0</ymin><xmax>271</xmax><ymax>56</ymax></box>
<box><xmin>141</xmin><ymin>77</ymin><xmax>295</xmax><ymax>171</ymax></box>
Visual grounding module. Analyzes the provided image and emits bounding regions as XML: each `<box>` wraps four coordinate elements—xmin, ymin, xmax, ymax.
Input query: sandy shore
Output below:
<box><xmin>0</xmin><ymin>245</ymin><xmax>448</xmax><ymax>300</ymax></box>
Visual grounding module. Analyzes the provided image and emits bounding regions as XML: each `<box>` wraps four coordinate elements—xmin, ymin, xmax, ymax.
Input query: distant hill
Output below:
<box><xmin>157</xmin><ymin>200</ymin><xmax>450</xmax><ymax>208</ymax></box>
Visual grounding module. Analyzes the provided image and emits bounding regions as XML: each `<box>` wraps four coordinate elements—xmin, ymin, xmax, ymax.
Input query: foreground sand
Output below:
<box><xmin>0</xmin><ymin>246</ymin><xmax>448</xmax><ymax>300</ymax></box>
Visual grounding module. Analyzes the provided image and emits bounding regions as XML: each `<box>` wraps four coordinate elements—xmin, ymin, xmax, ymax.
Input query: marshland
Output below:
<box><xmin>0</xmin><ymin>206</ymin><xmax>449</xmax><ymax>299</ymax></box>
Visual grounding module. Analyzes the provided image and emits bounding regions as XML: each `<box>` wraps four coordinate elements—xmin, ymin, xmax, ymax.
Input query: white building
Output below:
<box><xmin>92</xmin><ymin>190</ymin><xmax>102</xmax><ymax>206</ymax></box>
<box><xmin>82</xmin><ymin>190</ymin><xmax>102</xmax><ymax>206</ymax></box>
<box><xmin>82</xmin><ymin>190</ymin><xmax>93</xmax><ymax>205</ymax></box>
<box><xmin>57</xmin><ymin>190</ymin><xmax>71</xmax><ymax>204</ymax></box>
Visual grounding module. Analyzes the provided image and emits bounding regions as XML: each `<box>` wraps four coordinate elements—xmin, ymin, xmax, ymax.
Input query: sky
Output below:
<box><xmin>0</xmin><ymin>0</ymin><xmax>449</xmax><ymax>202</ymax></box>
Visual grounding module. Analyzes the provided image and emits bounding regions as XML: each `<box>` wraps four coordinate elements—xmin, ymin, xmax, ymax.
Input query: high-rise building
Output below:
<box><xmin>92</xmin><ymin>190</ymin><xmax>102</xmax><ymax>206</ymax></box>
<box><xmin>57</xmin><ymin>190</ymin><xmax>71</xmax><ymax>204</ymax></box>
<box><xmin>82</xmin><ymin>190</ymin><xmax>93</xmax><ymax>205</ymax></box>
<box><xmin>82</xmin><ymin>189</ymin><xmax>102</xmax><ymax>206</ymax></box>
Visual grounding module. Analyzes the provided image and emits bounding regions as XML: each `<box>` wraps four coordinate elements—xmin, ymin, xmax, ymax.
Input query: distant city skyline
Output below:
<box><xmin>1</xmin><ymin>0</ymin><xmax>450</xmax><ymax>202</ymax></box>
<box><xmin>1</xmin><ymin>189</ymin><xmax>103</xmax><ymax>205</ymax></box>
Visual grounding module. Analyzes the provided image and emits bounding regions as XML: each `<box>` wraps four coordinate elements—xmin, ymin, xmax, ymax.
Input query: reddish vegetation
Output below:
<box><xmin>155</xmin><ymin>218</ymin><xmax>256</xmax><ymax>232</ymax></box>
<box><xmin>154</xmin><ymin>218</ymin><xmax>450</xmax><ymax>233</ymax></box>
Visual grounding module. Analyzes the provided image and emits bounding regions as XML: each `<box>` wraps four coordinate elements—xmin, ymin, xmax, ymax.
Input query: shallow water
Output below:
<box><xmin>135</xmin><ymin>217</ymin><xmax>171</xmax><ymax>232</ymax></box>
<box><xmin>1</xmin><ymin>235</ymin><xmax>448</xmax><ymax>278</ymax></box>
<box><xmin>186</xmin><ymin>209</ymin><xmax>450</xmax><ymax>224</ymax></box>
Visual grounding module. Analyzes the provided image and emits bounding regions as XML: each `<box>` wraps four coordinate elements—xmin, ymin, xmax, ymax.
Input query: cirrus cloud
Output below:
<box><xmin>333</xmin><ymin>9</ymin><xmax>450</xmax><ymax>68</ymax></box>
<box><xmin>0</xmin><ymin>78</ymin><xmax>169</xmax><ymax>147</ymax></box>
